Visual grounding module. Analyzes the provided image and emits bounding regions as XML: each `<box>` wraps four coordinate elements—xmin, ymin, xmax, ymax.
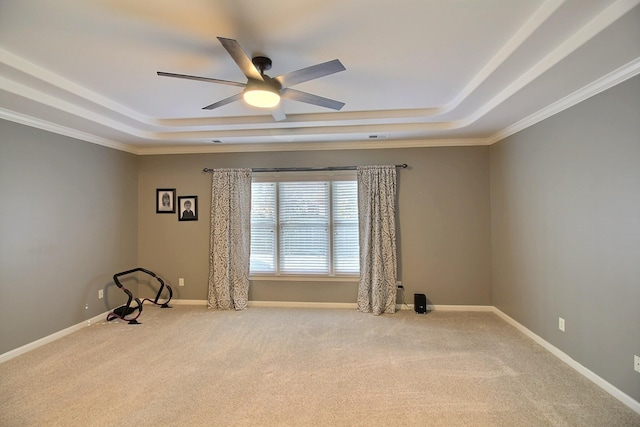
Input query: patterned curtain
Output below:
<box><xmin>357</xmin><ymin>165</ymin><xmax>398</xmax><ymax>315</ymax></box>
<box><xmin>208</xmin><ymin>168</ymin><xmax>252</xmax><ymax>310</ymax></box>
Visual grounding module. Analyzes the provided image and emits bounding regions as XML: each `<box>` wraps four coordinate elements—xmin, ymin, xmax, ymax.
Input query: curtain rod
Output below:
<box><xmin>203</xmin><ymin>164</ymin><xmax>407</xmax><ymax>173</ymax></box>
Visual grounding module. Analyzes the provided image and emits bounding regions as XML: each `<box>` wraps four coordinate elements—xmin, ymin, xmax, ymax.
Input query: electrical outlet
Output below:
<box><xmin>179</xmin><ymin>278</ymin><xmax>185</xmax><ymax>287</ymax></box>
<box><xmin>634</xmin><ymin>355</ymin><xmax>640</xmax><ymax>373</ymax></box>
<box><xmin>98</xmin><ymin>289</ymin><xmax>103</xmax><ymax>299</ymax></box>
<box><xmin>396</xmin><ymin>281</ymin><xmax>403</xmax><ymax>289</ymax></box>
<box><xmin>558</xmin><ymin>317</ymin><xmax>565</xmax><ymax>332</ymax></box>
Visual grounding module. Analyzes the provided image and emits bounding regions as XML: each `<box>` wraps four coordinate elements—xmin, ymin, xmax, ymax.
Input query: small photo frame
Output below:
<box><xmin>156</xmin><ymin>189</ymin><xmax>176</xmax><ymax>214</ymax></box>
<box><xmin>178</xmin><ymin>196</ymin><xmax>198</xmax><ymax>221</ymax></box>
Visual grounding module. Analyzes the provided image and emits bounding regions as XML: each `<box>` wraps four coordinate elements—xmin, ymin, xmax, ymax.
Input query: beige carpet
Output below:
<box><xmin>1</xmin><ymin>305</ymin><xmax>638</xmax><ymax>426</ymax></box>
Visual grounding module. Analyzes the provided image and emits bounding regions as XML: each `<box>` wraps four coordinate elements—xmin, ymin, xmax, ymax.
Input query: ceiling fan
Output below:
<box><xmin>157</xmin><ymin>37</ymin><xmax>346</xmax><ymax>121</ymax></box>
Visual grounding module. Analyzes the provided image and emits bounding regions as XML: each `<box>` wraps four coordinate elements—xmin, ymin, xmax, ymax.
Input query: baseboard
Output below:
<box><xmin>173</xmin><ymin>299</ymin><xmax>365</xmax><ymax>310</ymax></box>
<box><xmin>492</xmin><ymin>307</ymin><xmax>640</xmax><ymax>415</ymax></box>
<box><xmin>174</xmin><ymin>301</ymin><xmax>495</xmax><ymax>311</ymax></box>
<box><xmin>0</xmin><ymin>311</ymin><xmax>109</xmax><ymax>364</ymax></box>
<box><xmin>170</xmin><ymin>299</ymin><xmax>208</xmax><ymax>306</ymax></box>
<box><xmin>428</xmin><ymin>304</ymin><xmax>494</xmax><ymax>312</ymax></box>
<box><xmin>170</xmin><ymin>300</ymin><xmax>358</xmax><ymax>309</ymax></box>
<box><xmin>172</xmin><ymin>300</ymin><xmax>496</xmax><ymax>311</ymax></box>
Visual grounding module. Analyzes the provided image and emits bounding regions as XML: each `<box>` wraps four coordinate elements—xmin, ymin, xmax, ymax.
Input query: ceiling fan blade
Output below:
<box><xmin>202</xmin><ymin>93</ymin><xmax>243</xmax><ymax>110</ymax></box>
<box><xmin>281</xmin><ymin>88</ymin><xmax>345</xmax><ymax>111</ymax></box>
<box><xmin>157</xmin><ymin>71</ymin><xmax>246</xmax><ymax>88</ymax></box>
<box><xmin>271</xmin><ymin>105</ymin><xmax>287</xmax><ymax>122</ymax></box>
<box><xmin>216</xmin><ymin>37</ymin><xmax>263</xmax><ymax>81</ymax></box>
<box><xmin>275</xmin><ymin>59</ymin><xmax>345</xmax><ymax>87</ymax></box>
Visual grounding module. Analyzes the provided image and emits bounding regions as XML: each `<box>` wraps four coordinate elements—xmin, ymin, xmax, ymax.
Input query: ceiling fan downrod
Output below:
<box><xmin>252</xmin><ymin>56</ymin><xmax>272</xmax><ymax>75</ymax></box>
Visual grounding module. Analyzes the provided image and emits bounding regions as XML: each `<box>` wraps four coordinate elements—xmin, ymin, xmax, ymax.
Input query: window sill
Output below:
<box><xmin>250</xmin><ymin>275</ymin><xmax>359</xmax><ymax>282</ymax></box>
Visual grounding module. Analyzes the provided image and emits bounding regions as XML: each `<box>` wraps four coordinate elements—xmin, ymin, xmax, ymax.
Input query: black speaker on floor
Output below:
<box><xmin>414</xmin><ymin>293</ymin><xmax>427</xmax><ymax>314</ymax></box>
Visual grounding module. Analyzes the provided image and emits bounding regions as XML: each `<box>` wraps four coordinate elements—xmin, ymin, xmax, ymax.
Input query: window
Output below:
<box><xmin>250</xmin><ymin>173</ymin><xmax>359</xmax><ymax>277</ymax></box>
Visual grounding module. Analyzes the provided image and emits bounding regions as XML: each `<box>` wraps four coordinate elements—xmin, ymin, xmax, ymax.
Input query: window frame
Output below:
<box><xmin>250</xmin><ymin>170</ymin><xmax>360</xmax><ymax>280</ymax></box>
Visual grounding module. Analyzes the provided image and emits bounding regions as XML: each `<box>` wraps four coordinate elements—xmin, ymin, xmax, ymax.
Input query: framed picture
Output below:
<box><xmin>156</xmin><ymin>189</ymin><xmax>176</xmax><ymax>214</ymax></box>
<box><xmin>178</xmin><ymin>196</ymin><xmax>198</xmax><ymax>221</ymax></box>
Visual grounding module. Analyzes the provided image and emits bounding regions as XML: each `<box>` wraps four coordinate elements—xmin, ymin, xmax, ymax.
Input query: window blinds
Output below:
<box><xmin>250</xmin><ymin>180</ymin><xmax>359</xmax><ymax>276</ymax></box>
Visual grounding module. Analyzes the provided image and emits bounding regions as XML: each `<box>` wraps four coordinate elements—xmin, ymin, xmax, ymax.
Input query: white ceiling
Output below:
<box><xmin>1</xmin><ymin>0</ymin><xmax>639</xmax><ymax>154</ymax></box>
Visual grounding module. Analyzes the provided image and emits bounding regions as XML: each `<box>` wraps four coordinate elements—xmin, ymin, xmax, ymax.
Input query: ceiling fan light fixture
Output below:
<box><xmin>243</xmin><ymin>83</ymin><xmax>281</xmax><ymax>108</ymax></box>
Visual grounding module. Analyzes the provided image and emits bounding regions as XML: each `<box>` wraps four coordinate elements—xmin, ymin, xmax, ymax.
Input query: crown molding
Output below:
<box><xmin>488</xmin><ymin>57</ymin><xmax>640</xmax><ymax>144</ymax></box>
<box><xmin>0</xmin><ymin>108</ymin><xmax>139</xmax><ymax>154</ymax></box>
<box><xmin>460</xmin><ymin>0</ymin><xmax>640</xmax><ymax>129</ymax></box>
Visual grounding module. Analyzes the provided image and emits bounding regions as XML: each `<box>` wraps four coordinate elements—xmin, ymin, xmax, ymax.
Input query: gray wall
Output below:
<box><xmin>0</xmin><ymin>120</ymin><xmax>139</xmax><ymax>354</ymax></box>
<box><xmin>490</xmin><ymin>75</ymin><xmax>640</xmax><ymax>401</ymax></box>
<box><xmin>137</xmin><ymin>147</ymin><xmax>492</xmax><ymax>306</ymax></box>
